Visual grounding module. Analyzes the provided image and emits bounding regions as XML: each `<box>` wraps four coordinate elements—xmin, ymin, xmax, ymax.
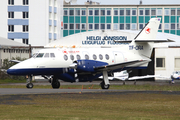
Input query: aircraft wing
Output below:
<box><xmin>128</xmin><ymin>75</ymin><xmax>161</xmax><ymax>80</ymax></box>
<box><xmin>9</xmin><ymin>60</ymin><xmax>21</xmax><ymax>63</ymax></box>
<box><xmin>94</xmin><ymin>60</ymin><xmax>149</xmax><ymax>72</ymax></box>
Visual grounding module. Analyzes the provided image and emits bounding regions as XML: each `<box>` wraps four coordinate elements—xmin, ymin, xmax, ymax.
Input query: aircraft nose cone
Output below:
<box><xmin>7</xmin><ymin>69</ymin><xmax>16</xmax><ymax>75</ymax></box>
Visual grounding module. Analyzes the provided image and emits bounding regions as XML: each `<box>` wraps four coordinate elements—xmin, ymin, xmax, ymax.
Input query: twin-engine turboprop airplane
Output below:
<box><xmin>7</xmin><ymin>18</ymin><xmax>172</xmax><ymax>89</ymax></box>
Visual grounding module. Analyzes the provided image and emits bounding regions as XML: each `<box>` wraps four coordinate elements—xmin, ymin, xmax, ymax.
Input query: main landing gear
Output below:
<box><xmin>100</xmin><ymin>71</ymin><xmax>110</xmax><ymax>89</ymax></box>
<box><xmin>26</xmin><ymin>75</ymin><xmax>33</xmax><ymax>89</ymax></box>
<box><xmin>51</xmin><ymin>77</ymin><xmax>60</xmax><ymax>89</ymax></box>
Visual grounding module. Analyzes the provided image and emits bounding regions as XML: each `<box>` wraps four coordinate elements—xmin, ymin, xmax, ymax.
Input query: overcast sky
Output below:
<box><xmin>75</xmin><ymin>0</ymin><xmax>180</xmax><ymax>5</ymax></box>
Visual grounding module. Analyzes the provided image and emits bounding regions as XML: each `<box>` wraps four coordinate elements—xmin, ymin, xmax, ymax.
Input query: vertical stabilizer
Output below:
<box><xmin>134</xmin><ymin>18</ymin><xmax>161</xmax><ymax>40</ymax></box>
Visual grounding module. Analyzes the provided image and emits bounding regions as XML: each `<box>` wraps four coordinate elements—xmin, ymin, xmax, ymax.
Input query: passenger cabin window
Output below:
<box><xmin>36</xmin><ymin>53</ymin><xmax>44</xmax><ymax>58</ymax></box>
<box><xmin>85</xmin><ymin>54</ymin><xmax>89</xmax><ymax>60</ymax></box>
<box><xmin>64</xmin><ymin>55</ymin><xmax>68</xmax><ymax>61</ymax></box>
<box><xmin>76</xmin><ymin>54</ymin><xmax>81</xmax><ymax>60</ymax></box>
<box><xmin>70</xmin><ymin>55</ymin><xmax>74</xmax><ymax>60</ymax></box>
<box><xmin>50</xmin><ymin>53</ymin><xmax>55</xmax><ymax>57</ymax></box>
<box><xmin>93</xmin><ymin>54</ymin><xmax>97</xmax><ymax>60</ymax></box>
<box><xmin>99</xmin><ymin>54</ymin><xmax>103</xmax><ymax>60</ymax></box>
<box><xmin>105</xmin><ymin>54</ymin><xmax>109</xmax><ymax>60</ymax></box>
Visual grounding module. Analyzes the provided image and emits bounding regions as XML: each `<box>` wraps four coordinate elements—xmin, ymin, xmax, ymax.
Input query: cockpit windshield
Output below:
<box><xmin>36</xmin><ymin>53</ymin><xmax>44</xmax><ymax>58</ymax></box>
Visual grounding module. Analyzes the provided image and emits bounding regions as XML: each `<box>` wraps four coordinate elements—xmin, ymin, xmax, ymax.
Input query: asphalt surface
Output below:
<box><xmin>1</xmin><ymin>80</ymin><xmax>180</xmax><ymax>95</ymax></box>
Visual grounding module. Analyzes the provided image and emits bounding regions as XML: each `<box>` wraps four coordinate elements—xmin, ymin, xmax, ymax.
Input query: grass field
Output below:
<box><xmin>0</xmin><ymin>92</ymin><xmax>180</xmax><ymax>120</ymax></box>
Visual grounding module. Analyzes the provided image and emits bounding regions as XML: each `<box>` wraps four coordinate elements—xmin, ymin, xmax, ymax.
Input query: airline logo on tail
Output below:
<box><xmin>145</xmin><ymin>27</ymin><xmax>151</xmax><ymax>34</ymax></box>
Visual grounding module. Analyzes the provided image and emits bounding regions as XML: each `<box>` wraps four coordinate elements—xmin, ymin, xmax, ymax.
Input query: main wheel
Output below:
<box><xmin>100</xmin><ymin>81</ymin><xmax>110</xmax><ymax>89</ymax></box>
<box><xmin>26</xmin><ymin>83</ymin><xmax>33</xmax><ymax>89</ymax></box>
<box><xmin>52</xmin><ymin>81</ymin><xmax>60</xmax><ymax>89</ymax></box>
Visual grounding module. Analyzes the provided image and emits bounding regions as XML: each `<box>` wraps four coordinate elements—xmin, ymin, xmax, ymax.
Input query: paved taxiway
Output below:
<box><xmin>1</xmin><ymin>80</ymin><xmax>180</xmax><ymax>95</ymax></box>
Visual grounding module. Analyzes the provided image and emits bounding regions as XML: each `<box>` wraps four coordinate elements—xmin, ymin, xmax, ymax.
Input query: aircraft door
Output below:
<box><xmin>113</xmin><ymin>52</ymin><xmax>124</xmax><ymax>64</ymax></box>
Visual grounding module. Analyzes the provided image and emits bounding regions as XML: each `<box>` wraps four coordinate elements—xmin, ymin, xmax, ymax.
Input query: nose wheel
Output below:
<box><xmin>26</xmin><ymin>75</ymin><xmax>34</xmax><ymax>89</ymax></box>
<box><xmin>26</xmin><ymin>83</ymin><xmax>33</xmax><ymax>89</ymax></box>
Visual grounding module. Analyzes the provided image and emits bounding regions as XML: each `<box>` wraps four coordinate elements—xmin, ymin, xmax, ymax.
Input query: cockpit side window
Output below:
<box><xmin>44</xmin><ymin>53</ymin><xmax>49</xmax><ymax>58</ymax></box>
<box><xmin>50</xmin><ymin>53</ymin><xmax>55</xmax><ymax>58</ymax></box>
<box><xmin>36</xmin><ymin>53</ymin><xmax>44</xmax><ymax>58</ymax></box>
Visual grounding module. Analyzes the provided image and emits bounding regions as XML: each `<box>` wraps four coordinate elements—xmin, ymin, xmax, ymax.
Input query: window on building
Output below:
<box><xmin>131</xmin><ymin>24</ymin><xmax>137</xmax><ymax>30</ymax></box>
<box><xmin>23</xmin><ymin>25</ymin><xmax>28</xmax><ymax>32</ymax></box>
<box><xmin>23</xmin><ymin>0</ymin><xmax>28</xmax><ymax>5</ymax></box>
<box><xmin>23</xmin><ymin>39</ymin><xmax>28</xmax><ymax>45</ymax></box>
<box><xmin>132</xmin><ymin>10</ymin><xmax>136</xmax><ymax>15</ymax></box>
<box><xmin>107</xmin><ymin>24</ymin><xmax>111</xmax><ymax>29</ymax></box>
<box><xmin>156</xmin><ymin>58</ymin><xmax>165</xmax><ymax>68</ymax></box>
<box><xmin>23</xmin><ymin>12</ymin><xmax>28</xmax><ymax>18</ymax></box>
<box><xmin>82</xmin><ymin>24</ymin><xmax>86</xmax><ymax>29</ymax></box>
<box><xmin>95</xmin><ymin>10</ymin><xmax>99</xmax><ymax>15</ymax></box>
<box><xmin>75</xmin><ymin>10</ymin><xmax>80</xmax><ymax>15</ymax></box>
<box><xmin>8</xmin><ymin>0</ymin><xmax>14</xmax><ymax>5</ymax></box>
<box><xmin>171</xmin><ymin>9</ymin><xmax>176</xmax><ymax>15</ymax></box>
<box><xmin>164</xmin><ymin>23</ymin><xmax>169</xmax><ymax>29</ymax></box>
<box><xmin>151</xmin><ymin>9</ymin><xmax>156</xmax><ymax>15</ymax></box>
<box><xmin>101</xmin><ymin>10</ymin><xmax>105</xmax><ymax>16</ymax></box>
<box><xmin>114</xmin><ymin>10</ymin><xmax>118</xmax><ymax>15</ymax></box>
<box><xmin>145</xmin><ymin>9</ymin><xmax>150</xmax><ymax>15</ymax></box>
<box><xmin>139</xmin><ymin>10</ymin><xmax>143</xmax><ymax>15</ymax></box>
<box><xmin>113</xmin><ymin>24</ymin><xmax>118</xmax><ymax>30</ymax></box>
<box><xmin>95</xmin><ymin>24</ymin><xmax>99</xmax><ymax>29</ymax></box>
<box><xmin>126</xmin><ymin>10</ymin><xmax>130</xmax><ymax>15</ymax></box>
<box><xmin>120</xmin><ymin>10</ymin><xmax>124</xmax><ymax>15</ymax></box>
<box><xmin>89</xmin><ymin>24</ymin><xmax>93</xmax><ymax>29</ymax></box>
<box><xmin>107</xmin><ymin>10</ymin><xmax>111</xmax><ymax>15</ymax></box>
<box><xmin>8</xmin><ymin>25</ymin><xmax>14</xmax><ymax>32</ymax></box>
<box><xmin>139</xmin><ymin>24</ymin><xmax>144</xmax><ymax>29</ymax></box>
<box><xmin>126</xmin><ymin>24</ymin><xmax>130</xmax><ymax>30</ymax></box>
<box><xmin>76</xmin><ymin>24</ymin><xmax>80</xmax><ymax>29</ymax></box>
<box><xmin>69</xmin><ymin>10</ymin><xmax>74</xmax><ymax>15</ymax></box>
<box><xmin>177</xmin><ymin>24</ymin><xmax>180</xmax><ymax>29</ymax></box>
<box><xmin>64</xmin><ymin>24</ymin><xmax>68</xmax><ymax>29</ymax></box>
<box><xmin>69</xmin><ymin>24</ymin><xmax>74</xmax><ymax>29</ymax></box>
<box><xmin>82</xmin><ymin>10</ymin><xmax>86</xmax><ymax>15</ymax></box>
<box><xmin>64</xmin><ymin>10</ymin><xmax>68</xmax><ymax>16</ymax></box>
<box><xmin>120</xmin><ymin>24</ymin><xmax>124</xmax><ymax>30</ymax></box>
<box><xmin>177</xmin><ymin>9</ymin><xmax>180</xmax><ymax>15</ymax></box>
<box><xmin>171</xmin><ymin>24</ymin><xmax>175</xmax><ymax>29</ymax></box>
<box><xmin>101</xmin><ymin>24</ymin><xmax>105</xmax><ymax>29</ymax></box>
<box><xmin>8</xmin><ymin>12</ymin><xmax>14</xmax><ymax>18</ymax></box>
<box><xmin>175</xmin><ymin>58</ymin><xmax>180</xmax><ymax>68</ymax></box>
<box><xmin>164</xmin><ymin>9</ymin><xmax>170</xmax><ymax>15</ymax></box>
<box><xmin>157</xmin><ymin>9</ymin><xmax>162</xmax><ymax>15</ymax></box>
<box><xmin>89</xmin><ymin>10</ymin><xmax>93</xmax><ymax>15</ymax></box>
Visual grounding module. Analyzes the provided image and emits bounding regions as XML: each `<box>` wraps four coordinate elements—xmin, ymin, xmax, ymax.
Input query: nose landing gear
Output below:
<box><xmin>26</xmin><ymin>75</ymin><xmax>33</xmax><ymax>89</ymax></box>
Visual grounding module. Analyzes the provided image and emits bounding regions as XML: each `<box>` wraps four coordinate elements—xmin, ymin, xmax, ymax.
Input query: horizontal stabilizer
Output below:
<box><xmin>114</xmin><ymin>39</ymin><xmax>174</xmax><ymax>43</ymax></box>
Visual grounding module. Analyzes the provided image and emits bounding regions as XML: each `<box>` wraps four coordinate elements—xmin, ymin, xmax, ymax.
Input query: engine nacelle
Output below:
<box><xmin>76</xmin><ymin>60</ymin><xmax>108</xmax><ymax>72</ymax></box>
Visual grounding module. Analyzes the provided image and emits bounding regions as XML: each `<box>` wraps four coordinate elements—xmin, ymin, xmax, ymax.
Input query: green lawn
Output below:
<box><xmin>0</xmin><ymin>93</ymin><xmax>180</xmax><ymax>119</ymax></box>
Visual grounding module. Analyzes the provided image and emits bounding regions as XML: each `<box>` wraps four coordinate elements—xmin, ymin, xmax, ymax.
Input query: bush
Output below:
<box><xmin>0</xmin><ymin>57</ymin><xmax>27</xmax><ymax>80</ymax></box>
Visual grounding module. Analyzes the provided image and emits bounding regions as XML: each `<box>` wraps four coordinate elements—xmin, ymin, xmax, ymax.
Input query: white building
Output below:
<box><xmin>0</xmin><ymin>0</ymin><xmax>63</xmax><ymax>46</ymax></box>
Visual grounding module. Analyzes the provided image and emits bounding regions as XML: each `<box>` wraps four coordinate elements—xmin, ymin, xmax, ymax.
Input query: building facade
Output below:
<box><xmin>0</xmin><ymin>0</ymin><xmax>63</xmax><ymax>46</ymax></box>
<box><xmin>63</xmin><ymin>4</ymin><xmax>180</xmax><ymax>37</ymax></box>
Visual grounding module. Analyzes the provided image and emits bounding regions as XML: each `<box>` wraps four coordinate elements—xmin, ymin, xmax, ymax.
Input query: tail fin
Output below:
<box><xmin>134</xmin><ymin>18</ymin><xmax>161</xmax><ymax>40</ymax></box>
